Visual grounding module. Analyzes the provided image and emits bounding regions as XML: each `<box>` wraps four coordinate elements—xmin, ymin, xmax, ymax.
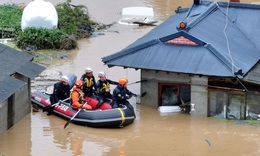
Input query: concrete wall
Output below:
<box><xmin>140</xmin><ymin>70</ymin><xmax>209</xmax><ymax>117</ymax></box>
<box><xmin>140</xmin><ymin>70</ymin><xmax>190</xmax><ymax>107</ymax></box>
<box><xmin>0</xmin><ymin>100</ymin><xmax>8</xmax><ymax>136</ymax></box>
<box><xmin>190</xmin><ymin>76</ymin><xmax>208</xmax><ymax>117</ymax></box>
<box><xmin>13</xmin><ymin>83</ymin><xmax>31</xmax><ymax>124</ymax></box>
<box><xmin>0</xmin><ymin>76</ymin><xmax>31</xmax><ymax>136</ymax></box>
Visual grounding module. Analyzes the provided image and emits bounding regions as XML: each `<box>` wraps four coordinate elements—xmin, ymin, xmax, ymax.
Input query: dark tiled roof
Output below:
<box><xmin>0</xmin><ymin>76</ymin><xmax>26</xmax><ymax>102</ymax></box>
<box><xmin>102</xmin><ymin>1</ymin><xmax>260</xmax><ymax>78</ymax></box>
<box><xmin>0</xmin><ymin>44</ymin><xmax>45</xmax><ymax>102</ymax></box>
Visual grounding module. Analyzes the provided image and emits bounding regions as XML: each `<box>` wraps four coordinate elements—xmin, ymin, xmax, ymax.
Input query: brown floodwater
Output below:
<box><xmin>1</xmin><ymin>0</ymin><xmax>260</xmax><ymax>156</ymax></box>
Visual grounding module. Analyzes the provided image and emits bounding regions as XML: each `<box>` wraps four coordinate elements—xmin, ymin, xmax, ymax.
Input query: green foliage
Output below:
<box><xmin>15</xmin><ymin>27</ymin><xmax>77</xmax><ymax>50</ymax></box>
<box><xmin>1</xmin><ymin>1</ymin><xmax>96</xmax><ymax>50</ymax></box>
<box><xmin>55</xmin><ymin>2</ymin><xmax>95</xmax><ymax>38</ymax></box>
<box><xmin>0</xmin><ymin>4</ymin><xmax>23</xmax><ymax>38</ymax></box>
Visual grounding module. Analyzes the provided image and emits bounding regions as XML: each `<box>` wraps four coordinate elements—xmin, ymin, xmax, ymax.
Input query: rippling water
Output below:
<box><xmin>1</xmin><ymin>0</ymin><xmax>260</xmax><ymax>156</ymax></box>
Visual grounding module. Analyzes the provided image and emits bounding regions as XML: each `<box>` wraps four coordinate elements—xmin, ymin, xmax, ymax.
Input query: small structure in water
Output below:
<box><xmin>118</xmin><ymin>7</ymin><xmax>158</xmax><ymax>26</ymax></box>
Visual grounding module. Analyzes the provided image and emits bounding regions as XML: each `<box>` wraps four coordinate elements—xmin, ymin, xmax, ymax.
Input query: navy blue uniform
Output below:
<box><xmin>80</xmin><ymin>74</ymin><xmax>96</xmax><ymax>97</ymax></box>
<box><xmin>95</xmin><ymin>79</ymin><xmax>118</xmax><ymax>108</ymax></box>
<box><xmin>50</xmin><ymin>82</ymin><xmax>70</xmax><ymax>104</ymax></box>
<box><xmin>111</xmin><ymin>85</ymin><xmax>134</xmax><ymax>111</ymax></box>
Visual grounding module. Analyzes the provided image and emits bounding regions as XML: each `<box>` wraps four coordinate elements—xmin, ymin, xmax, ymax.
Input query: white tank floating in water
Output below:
<box><xmin>21</xmin><ymin>0</ymin><xmax>58</xmax><ymax>31</ymax></box>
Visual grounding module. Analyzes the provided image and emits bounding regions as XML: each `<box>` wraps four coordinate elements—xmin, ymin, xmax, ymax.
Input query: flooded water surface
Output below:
<box><xmin>1</xmin><ymin>0</ymin><xmax>260</xmax><ymax>156</ymax></box>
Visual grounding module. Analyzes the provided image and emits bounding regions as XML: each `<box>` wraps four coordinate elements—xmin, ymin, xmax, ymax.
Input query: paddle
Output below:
<box><xmin>127</xmin><ymin>79</ymin><xmax>147</xmax><ymax>86</ymax></box>
<box><xmin>43</xmin><ymin>92</ymin><xmax>52</xmax><ymax>96</ymax></box>
<box><xmin>134</xmin><ymin>92</ymin><xmax>147</xmax><ymax>98</ymax></box>
<box><xmin>64</xmin><ymin>102</ymin><xmax>88</xmax><ymax>129</ymax></box>
<box><xmin>43</xmin><ymin>97</ymin><xmax>70</xmax><ymax>112</ymax></box>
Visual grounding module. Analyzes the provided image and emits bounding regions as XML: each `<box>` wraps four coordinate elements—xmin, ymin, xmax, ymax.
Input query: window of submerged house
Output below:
<box><xmin>159</xmin><ymin>83</ymin><xmax>190</xmax><ymax>106</ymax></box>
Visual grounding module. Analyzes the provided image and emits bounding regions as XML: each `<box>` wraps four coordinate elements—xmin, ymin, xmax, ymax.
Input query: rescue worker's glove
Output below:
<box><xmin>132</xmin><ymin>93</ymin><xmax>137</xmax><ymax>97</ymax></box>
<box><xmin>118</xmin><ymin>94</ymin><xmax>122</xmax><ymax>99</ymax></box>
<box><xmin>124</xmin><ymin>94</ymin><xmax>130</xmax><ymax>99</ymax></box>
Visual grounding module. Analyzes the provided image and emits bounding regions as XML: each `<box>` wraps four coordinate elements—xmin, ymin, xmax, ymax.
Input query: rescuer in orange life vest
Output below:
<box><xmin>70</xmin><ymin>80</ymin><xmax>92</xmax><ymax>110</ymax></box>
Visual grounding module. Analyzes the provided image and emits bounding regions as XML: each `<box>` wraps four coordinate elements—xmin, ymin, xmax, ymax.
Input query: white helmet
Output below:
<box><xmin>61</xmin><ymin>75</ymin><xmax>69</xmax><ymax>83</ymax></box>
<box><xmin>98</xmin><ymin>71</ymin><xmax>106</xmax><ymax>78</ymax></box>
<box><xmin>85</xmin><ymin>67</ymin><xmax>92</xmax><ymax>73</ymax></box>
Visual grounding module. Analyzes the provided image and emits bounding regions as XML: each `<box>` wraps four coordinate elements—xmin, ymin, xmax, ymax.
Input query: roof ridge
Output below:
<box><xmin>183</xmin><ymin>2</ymin><xmax>219</xmax><ymax>30</ymax></box>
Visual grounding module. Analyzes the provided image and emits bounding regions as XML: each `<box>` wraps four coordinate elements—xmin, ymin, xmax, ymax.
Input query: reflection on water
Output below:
<box><xmin>1</xmin><ymin>105</ymin><xmax>260</xmax><ymax>156</ymax></box>
<box><xmin>1</xmin><ymin>0</ymin><xmax>260</xmax><ymax>156</ymax></box>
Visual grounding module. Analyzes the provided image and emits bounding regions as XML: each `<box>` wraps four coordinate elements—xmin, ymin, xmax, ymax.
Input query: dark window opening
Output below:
<box><xmin>158</xmin><ymin>83</ymin><xmax>190</xmax><ymax>107</ymax></box>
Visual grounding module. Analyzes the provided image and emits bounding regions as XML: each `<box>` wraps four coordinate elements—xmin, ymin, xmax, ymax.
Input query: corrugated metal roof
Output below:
<box><xmin>0</xmin><ymin>44</ymin><xmax>45</xmax><ymax>102</ymax></box>
<box><xmin>102</xmin><ymin>1</ymin><xmax>260</xmax><ymax>78</ymax></box>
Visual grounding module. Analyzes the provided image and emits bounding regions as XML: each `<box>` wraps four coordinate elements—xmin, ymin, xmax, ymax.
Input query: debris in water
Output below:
<box><xmin>235</xmin><ymin>120</ymin><xmax>248</xmax><ymax>125</ymax></box>
<box><xmin>205</xmin><ymin>139</ymin><xmax>211</xmax><ymax>147</ymax></box>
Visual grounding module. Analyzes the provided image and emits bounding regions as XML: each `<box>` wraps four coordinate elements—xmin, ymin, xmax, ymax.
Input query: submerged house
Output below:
<box><xmin>0</xmin><ymin>43</ymin><xmax>45</xmax><ymax>135</ymax></box>
<box><xmin>102</xmin><ymin>0</ymin><xmax>260</xmax><ymax>120</ymax></box>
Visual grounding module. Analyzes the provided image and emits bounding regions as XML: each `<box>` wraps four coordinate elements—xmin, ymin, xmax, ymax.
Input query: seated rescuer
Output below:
<box><xmin>80</xmin><ymin>67</ymin><xmax>97</xmax><ymax>97</ymax></box>
<box><xmin>70</xmin><ymin>80</ymin><xmax>92</xmax><ymax>110</ymax></box>
<box><xmin>95</xmin><ymin>71</ymin><xmax>119</xmax><ymax>108</ymax></box>
<box><xmin>111</xmin><ymin>78</ymin><xmax>136</xmax><ymax>111</ymax></box>
<box><xmin>48</xmin><ymin>75</ymin><xmax>70</xmax><ymax>115</ymax></box>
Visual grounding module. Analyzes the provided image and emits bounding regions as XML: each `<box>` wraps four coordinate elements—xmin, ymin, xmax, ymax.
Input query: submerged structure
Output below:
<box><xmin>102</xmin><ymin>0</ymin><xmax>260</xmax><ymax>120</ymax></box>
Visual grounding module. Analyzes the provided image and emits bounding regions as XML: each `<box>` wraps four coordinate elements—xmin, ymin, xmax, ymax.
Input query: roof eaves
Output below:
<box><xmin>16</xmin><ymin>61</ymin><xmax>45</xmax><ymax>79</ymax></box>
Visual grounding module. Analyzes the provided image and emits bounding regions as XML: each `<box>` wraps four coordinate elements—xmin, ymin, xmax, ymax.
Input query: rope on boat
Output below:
<box><xmin>117</xmin><ymin>108</ymin><xmax>125</xmax><ymax>127</ymax></box>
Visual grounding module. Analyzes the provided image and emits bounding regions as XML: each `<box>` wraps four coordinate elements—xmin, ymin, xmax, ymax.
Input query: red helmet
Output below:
<box><xmin>119</xmin><ymin>78</ymin><xmax>128</xmax><ymax>86</ymax></box>
<box><xmin>74</xmin><ymin>80</ymin><xmax>83</xmax><ymax>88</ymax></box>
